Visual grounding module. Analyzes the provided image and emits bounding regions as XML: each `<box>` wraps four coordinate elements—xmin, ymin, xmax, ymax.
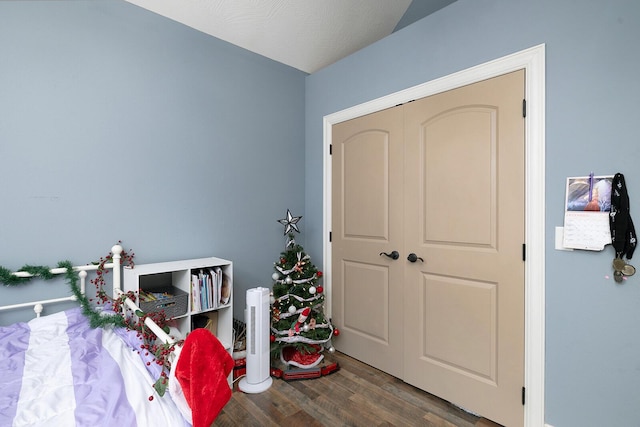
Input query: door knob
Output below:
<box><xmin>407</xmin><ymin>253</ymin><xmax>424</xmax><ymax>263</ymax></box>
<box><xmin>379</xmin><ymin>250</ymin><xmax>400</xmax><ymax>260</ymax></box>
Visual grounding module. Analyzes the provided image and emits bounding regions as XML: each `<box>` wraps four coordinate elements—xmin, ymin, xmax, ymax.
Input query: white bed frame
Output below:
<box><xmin>0</xmin><ymin>244</ymin><xmax>176</xmax><ymax>346</ymax></box>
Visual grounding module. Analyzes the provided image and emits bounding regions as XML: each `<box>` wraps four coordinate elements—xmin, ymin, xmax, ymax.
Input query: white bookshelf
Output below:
<box><xmin>123</xmin><ymin>257</ymin><xmax>233</xmax><ymax>353</ymax></box>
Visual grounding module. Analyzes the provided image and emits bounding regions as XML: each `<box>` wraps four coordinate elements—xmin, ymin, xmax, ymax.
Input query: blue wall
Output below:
<box><xmin>305</xmin><ymin>1</ymin><xmax>640</xmax><ymax>426</ymax></box>
<box><xmin>0</xmin><ymin>0</ymin><xmax>306</xmax><ymax>322</ymax></box>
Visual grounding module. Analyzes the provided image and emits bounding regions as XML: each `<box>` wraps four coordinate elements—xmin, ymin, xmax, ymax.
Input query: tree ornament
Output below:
<box><xmin>272</xmin><ymin>272</ymin><xmax>280</xmax><ymax>281</ymax></box>
<box><xmin>270</xmin><ymin>335</ymin><xmax>276</xmax><ymax>343</ymax></box>
<box><xmin>292</xmin><ymin>307</ymin><xmax>311</xmax><ymax>333</ymax></box>
<box><xmin>297</xmin><ymin>307</ymin><xmax>310</xmax><ymax>323</ymax></box>
<box><xmin>317</xmin><ymin>271</ymin><xmax>323</xmax><ymax>278</ymax></box>
<box><xmin>302</xmin><ymin>324</ymin><xmax>310</xmax><ymax>332</ymax></box>
<box><xmin>285</xmin><ymin>276</ymin><xmax>293</xmax><ymax>285</ymax></box>
<box><xmin>288</xmin><ymin>305</ymin><xmax>297</xmax><ymax>314</ymax></box>
<box><xmin>316</xmin><ymin>286</ymin><xmax>324</xmax><ymax>294</ymax></box>
<box><xmin>293</xmin><ymin>252</ymin><xmax>306</xmax><ymax>272</ymax></box>
<box><xmin>309</xmin><ymin>286</ymin><xmax>316</xmax><ymax>295</ymax></box>
<box><xmin>277</xmin><ymin>209</ymin><xmax>303</xmax><ymax>235</ymax></box>
<box><xmin>333</xmin><ymin>328</ymin><xmax>340</xmax><ymax>336</ymax></box>
<box><xmin>328</xmin><ymin>346</ymin><xmax>335</xmax><ymax>354</ymax></box>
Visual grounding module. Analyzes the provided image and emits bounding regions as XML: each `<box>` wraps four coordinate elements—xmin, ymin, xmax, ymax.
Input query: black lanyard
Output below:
<box><xmin>610</xmin><ymin>173</ymin><xmax>637</xmax><ymax>260</ymax></box>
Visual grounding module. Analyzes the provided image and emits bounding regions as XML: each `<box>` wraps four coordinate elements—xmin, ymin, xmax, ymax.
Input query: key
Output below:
<box><xmin>613</xmin><ymin>257</ymin><xmax>626</xmax><ymax>272</ymax></box>
<box><xmin>622</xmin><ymin>263</ymin><xmax>636</xmax><ymax>276</ymax></box>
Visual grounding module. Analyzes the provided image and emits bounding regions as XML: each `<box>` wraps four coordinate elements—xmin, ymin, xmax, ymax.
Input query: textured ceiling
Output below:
<box><xmin>123</xmin><ymin>0</ymin><xmax>454</xmax><ymax>74</ymax></box>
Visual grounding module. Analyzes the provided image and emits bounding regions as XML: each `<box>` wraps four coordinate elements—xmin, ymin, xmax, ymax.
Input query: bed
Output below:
<box><xmin>0</xmin><ymin>245</ymin><xmax>234</xmax><ymax>427</ymax></box>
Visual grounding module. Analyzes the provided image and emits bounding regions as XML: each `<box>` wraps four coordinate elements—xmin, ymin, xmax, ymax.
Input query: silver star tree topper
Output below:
<box><xmin>278</xmin><ymin>209</ymin><xmax>302</xmax><ymax>235</ymax></box>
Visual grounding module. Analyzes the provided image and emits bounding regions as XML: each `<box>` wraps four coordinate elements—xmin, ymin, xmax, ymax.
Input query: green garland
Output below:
<box><xmin>0</xmin><ymin>261</ymin><xmax>125</xmax><ymax>329</ymax></box>
<box><xmin>0</xmin><ymin>265</ymin><xmax>56</xmax><ymax>285</ymax></box>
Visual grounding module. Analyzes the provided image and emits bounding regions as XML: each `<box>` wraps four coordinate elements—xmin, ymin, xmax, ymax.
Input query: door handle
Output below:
<box><xmin>407</xmin><ymin>253</ymin><xmax>424</xmax><ymax>263</ymax></box>
<box><xmin>379</xmin><ymin>250</ymin><xmax>400</xmax><ymax>260</ymax></box>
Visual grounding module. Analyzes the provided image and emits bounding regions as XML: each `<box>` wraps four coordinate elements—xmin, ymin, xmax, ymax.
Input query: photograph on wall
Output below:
<box><xmin>565</xmin><ymin>175</ymin><xmax>613</xmax><ymax>212</ymax></box>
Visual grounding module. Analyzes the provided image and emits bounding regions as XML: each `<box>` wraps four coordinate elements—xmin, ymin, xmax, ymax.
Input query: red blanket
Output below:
<box><xmin>175</xmin><ymin>329</ymin><xmax>234</xmax><ymax>427</ymax></box>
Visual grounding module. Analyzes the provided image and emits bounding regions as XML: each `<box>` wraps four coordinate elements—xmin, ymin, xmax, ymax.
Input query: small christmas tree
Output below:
<box><xmin>270</xmin><ymin>210</ymin><xmax>338</xmax><ymax>369</ymax></box>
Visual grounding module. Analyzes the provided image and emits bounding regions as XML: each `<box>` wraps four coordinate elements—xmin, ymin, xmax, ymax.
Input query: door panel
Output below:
<box><xmin>342</xmin><ymin>130</ymin><xmax>389</xmax><ymax>239</ymax></box>
<box><xmin>422</xmin><ymin>107</ymin><xmax>496</xmax><ymax>246</ymax></box>
<box><xmin>332</xmin><ymin>107</ymin><xmax>404</xmax><ymax>378</ymax></box>
<box><xmin>422</xmin><ymin>275</ymin><xmax>497</xmax><ymax>382</ymax></box>
<box><xmin>404</xmin><ymin>70</ymin><xmax>525</xmax><ymax>427</ymax></box>
<box><xmin>343</xmin><ymin>261</ymin><xmax>389</xmax><ymax>342</ymax></box>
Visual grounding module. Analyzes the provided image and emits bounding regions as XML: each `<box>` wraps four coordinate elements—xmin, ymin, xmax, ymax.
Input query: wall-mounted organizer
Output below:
<box><xmin>123</xmin><ymin>257</ymin><xmax>233</xmax><ymax>353</ymax></box>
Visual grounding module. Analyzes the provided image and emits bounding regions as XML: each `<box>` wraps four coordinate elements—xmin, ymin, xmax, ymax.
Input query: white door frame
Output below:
<box><xmin>322</xmin><ymin>44</ymin><xmax>545</xmax><ymax>427</ymax></box>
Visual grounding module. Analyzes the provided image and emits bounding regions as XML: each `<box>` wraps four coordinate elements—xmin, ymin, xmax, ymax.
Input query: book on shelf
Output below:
<box><xmin>191</xmin><ymin>273</ymin><xmax>201</xmax><ymax>312</ymax></box>
<box><xmin>190</xmin><ymin>267</ymin><xmax>231</xmax><ymax>312</ymax></box>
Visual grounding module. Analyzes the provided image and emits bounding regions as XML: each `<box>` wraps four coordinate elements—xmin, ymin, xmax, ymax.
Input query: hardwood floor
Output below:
<box><xmin>214</xmin><ymin>351</ymin><xmax>503</xmax><ymax>427</ymax></box>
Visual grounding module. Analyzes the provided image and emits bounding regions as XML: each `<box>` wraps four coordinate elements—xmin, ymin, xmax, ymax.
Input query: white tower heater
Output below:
<box><xmin>238</xmin><ymin>287</ymin><xmax>273</xmax><ymax>393</ymax></box>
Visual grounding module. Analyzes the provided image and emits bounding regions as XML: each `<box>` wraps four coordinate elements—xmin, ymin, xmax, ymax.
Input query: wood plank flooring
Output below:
<box><xmin>214</xmin><ymin>351</ymin><xmax>503</xmax><ymax>427</ymax></box>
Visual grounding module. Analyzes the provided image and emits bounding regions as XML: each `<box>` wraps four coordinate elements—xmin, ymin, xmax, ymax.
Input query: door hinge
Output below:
<box><xmin>329</xmin><ymin>144</ymin><xmax>332</xmax><ymax>155</ymax></box>
<box><xmin>522</xmin><ymin>387</ymin><xmax>526</xmax><ymax>405</ymax></box>
<box><xmin>522</xmin><ymin>99</ymin><xmax>527</xmax><ymax>118</ymax></box>
<box><xmin>329</xmin><ymin>231</ymin><xmax>332</xmax><ymax>242</ymax></box>
<box><xmin>522</xmin><ymin>243</ymin><xmax>526</xmax><ymax>261</ymax></box>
